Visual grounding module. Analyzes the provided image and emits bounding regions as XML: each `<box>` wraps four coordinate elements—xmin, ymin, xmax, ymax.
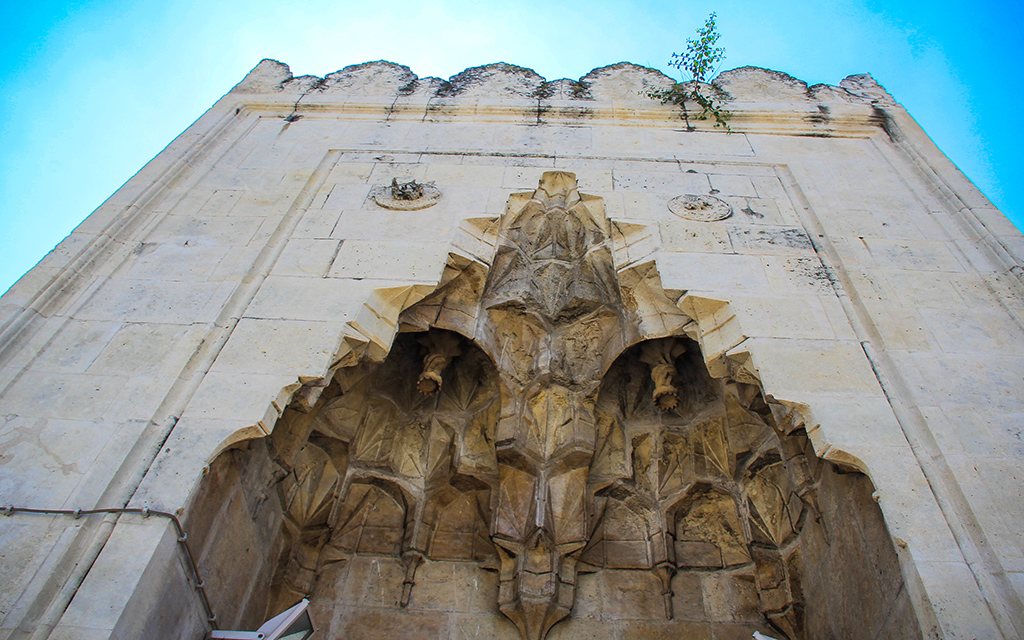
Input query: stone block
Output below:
<box><xmin>291</xmin><ymin>206</ymin><xmax>342</xmax><ymax>239</ymax></box>
<box><xmin>271</xmin><ymin>238</ymin><xmax>342</xmax><ymax>277</ymax></box>
<box><xmin>642</xmin><ymin>128</ymin><xmax>754</xmax><ymax>157</ymax></box>
<box><xmin>621</xmin><ymin>620</ymin><xmax>712</xmax><ymax>640</ymax></box>
<box><xmin>180</xmin><ymin>371</ymin><xmax>297</xmax><ymax>425</ymax></box>
<box><xmin>246</xmin><ymin>276</ymin><xmax>376</xmax><ymax>323</ymax></box>
<box><xmin>48</xmin><ymin>625</ymin><xmax>118</xmax><ymax>640</ymax></box>
<box><xmin>346</xmin><ymin>282</ymin><xmax>436</xmax><ymax>359</ymax></box>
<box><xmin>863</xmin><ymin>238</ymin><xmax>966</xmax><ymax>272</ymax></box>
<box><xmin>423</xmin><ymin>163</ymin><xmax>506</xmax><ymax>188</ymax></box>
<box><xmin>451</xmin><ymin>217</ymin><xmax>500</xmax><ymax>265</ymax></box>
<box><xmin>331</xmin><ymin>208</ymin><xmax>459</xmax><ymax>243</ymax></box>
<box><xmin>87</xmin><ymin>322</ymin><xmax>205</xmax><ymax>377</ymax></box>
<box><xmin>102</xmin><ymin>374</ymin><xmax>179</xmax><ymax>424</ymax></box>
<box><xmin>450</xmin><ymin>612</ymin><xmax>521</xmax><ymax>639</ymax></box>
<box><xmin>727</xmin><ymin>225</ymin><xmax>814</xmax><ymax>255</ymax></box>
<box><xmin>207</xmin><ymin>245</ymin><xmax>262</xmax><ymax>282</ymax></box>
<box><xmin>737</xmin><ymin>196</ymin><xmax>790</xmax><ymax>226</ymax></box>
<box><xmin>895</xmin><ymin>351</ymin><xmax>1024</xmax><ymax>413</ymax></box>
<box><xmin>74</xmin><ymin>278</ymin><xmax>234</xmax><ymax>324</ymax></box>
<box><xmin>617</xmin><ymin>192</ymin><xmax>655</xmax><ymax>221</ymax></box>
<box><xmin>708</xmin><ymin>174</ymin><xmax>757</xmax><ymax>198</ymax></box>
<box><xmin>24</xmin><ymin>319</ymin><xmax>121</xmax><ymax>374</ymax></box>
<box><xmin>598</xmin><ymin>570</ymin><xmax>666</xmax><ymax>620</ymax></box>
<box><xmin>871</xmin><ymin>307</ymin><xmax>937</xmax><ymax>352</ymax></box>
<box><xmin>861</xmin><ymin>449</ymin><xmax>964</xmax><ymax>564</ymax></box>
<box><xmin>612</xmin><ymin>223</ymin><xmax>660</xmax><ymax>269</ymax></box>
<box><xmin>1</xmin><ymin>370</ymin><xmax>129</xmax><ymax>423</ymax></box>
<box><xmin>211</xmin><ymin>318</ymin><xmax>345</xmax><ymax>376</ymax></box>
<box><xmin>52</xmin><ymin>517</ymin><xmax>174</xmax><ymax>634</ymax></box>
<box><xmin>918</xmin><ymin>306</ymin><xmax>1024</xmax><ymax>355</ymax></box>
<box><xmin>0</xmin><ymin>416</ymin><xmax>127</xmax><ymax>505</ymax></box>
<box><xmin>348</xmin><ymin>556</ymin><xmax>407</xmax><ymax>608</ymax></box>
<box><xmin>886</xmin><ymin>268</ymin><xmax>969</xmax><ymax>309</ymax></box>
<box><xmin>321</xmin><ymin>183</ymin><xmax>373</xmax><ymax>210</ymax></box>
<box><xmin>670</xmin><ymin>571</ymin><xmax>707</xmax><ymax>621</ymax></box>
<box><xmin>118</xmin><ymin>239</ymin><xmax>232</xmax><ymax>284</ymax></box>
<box><xmin>800</xmin><ymin>392</ymin><xmax>907</xmax><ymax>451</ymax></box>
<box><xmin>547</xmin><ymin>617</ymin><xmax>620</xmax><ymax>640</ymax></box>
<box><xmin>150</xmin><ymin>212</ymin><xmax>266</xmax><ymax>246</ymax></box>
<box><xmin>328</xmin><ymin>239</ymin><xmax>449</xmax><ymax>282</ymax></box>
<box><xmin>131</xmin><ymin>417</ymin><xmax>264</xmax><ymax>510</ymax></box>
<box><xmin>700</xmin><ymin>571</ymin><xmax>761</xmax><ymax>623</ymax></box>
<box><xmin>569</xmin><ymin>570</ymin><xmax>603</xmax><ymax>620</ymax></box>
<box><xmin>656</xmin><ymin>252</ymin><xmax>769</xmax><ymax>293</ymax></box>
<box><xmin>66</xmin><ymin>419</ymin><xmax>150</xmax><ymax>507</ymax></box>
<box><xmin>340</xmin><ymin>607</ymin><xmax>450</xmax><ymax>640</ymax></box>
<box><xmin>913</xmin><ymin>561</ymin><xmax>1002</xmax><ymax>640</ymax></box>
<box><xmin>742</xmin><ymin>337</ymin><xmax>881</xmax><ymax>399</ymax></box>
<box><xmin>954</xmin><ymin>455</ymin><xmax>1024</xmax><ymax>572</ymax></box>
<box><xmin>493</xmin><ymin>125</ymin><xmax>590</xmax><ymax>156</ymax></box>
<box><xmin>729</xmin><ymin>294</ymin><xmax>838</xmax><ymax>340</ymax></box>
<box><xmin>450</xmin><ymin>563</ymin><xmax>500</xmax><ymax>612</ymax></box>
<box><xmin>660</xmin><ymin>220</ymin><xmax>733</xmax><ymax>254</ymax></box>
<box><xmin>762</xmin><ymin>256</ymin><xmax>836</xmax><ymax>294</ymax></box>
<box><xmin>405</xmin><ymin>561</ymin><xmax>460</xmax><ymax>612</ymax></box>
<box><xmin>187</xmin><ymin>189</ymin><xmax>244</xmax><ymax>217</ymax></box>
<box><xmin>612</xmin><ymin>167</ymin><xmax>708</xmax><ymax>194</ymax></box>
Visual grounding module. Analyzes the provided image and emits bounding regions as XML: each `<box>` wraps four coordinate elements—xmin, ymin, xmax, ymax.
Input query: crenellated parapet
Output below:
<box><xmin>228</xmin><ymin>58</ymin><xmax>898</xmax><ymax>134</ymax></box>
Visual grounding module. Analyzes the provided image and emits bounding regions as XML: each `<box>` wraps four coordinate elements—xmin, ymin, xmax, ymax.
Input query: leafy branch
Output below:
<box><xmin>646</xmin><ymin>12</ymin><xmax>731</xmax><ymax>131</ymax></box>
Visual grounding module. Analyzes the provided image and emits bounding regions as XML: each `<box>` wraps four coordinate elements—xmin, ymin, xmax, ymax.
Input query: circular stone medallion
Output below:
<box><xmin>668</xmin><ymin>194</ymin><xmax>733</xmax><ymax>222</ymax></box>
<box><xmin>371</xmin><ymin>182</ymin><xmax>441</xmax><ymax>211</ymax></box>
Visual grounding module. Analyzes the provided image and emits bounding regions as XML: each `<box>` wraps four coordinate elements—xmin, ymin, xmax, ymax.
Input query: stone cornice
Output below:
<box><xmin>224</xmin><ymin>59</ymin><xmax>899</xmax><ymax>138</ymax></box>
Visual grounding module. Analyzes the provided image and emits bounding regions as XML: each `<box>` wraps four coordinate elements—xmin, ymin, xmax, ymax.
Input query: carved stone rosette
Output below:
<box><xmin>668</xmin><ymin>193</ymin><xmax>733</xmax><ymax>221</ymax></box>
<box><xmin>371</xmin><ymin>178</ymin><xmax>441</xmax><ymax>210</ymax></box>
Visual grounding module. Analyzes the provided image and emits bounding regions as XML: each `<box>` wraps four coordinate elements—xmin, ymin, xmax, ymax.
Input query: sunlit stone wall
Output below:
<box><xmin>0</xmin><ymin>59</ymin><xmax>1021</xmax><ymax>640</ymax></box>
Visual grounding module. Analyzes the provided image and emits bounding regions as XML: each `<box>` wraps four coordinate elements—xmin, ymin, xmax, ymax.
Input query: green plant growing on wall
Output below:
<box><xmin>648</xmin><ymin>12</ymin><xmax>731</xmax><ymax>131</ymax></box>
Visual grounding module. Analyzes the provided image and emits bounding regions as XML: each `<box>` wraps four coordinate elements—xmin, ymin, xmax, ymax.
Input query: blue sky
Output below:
<box><xmin>1</xmin><ymin>0</ymin><xmax>1021</xmax><ymax>295</ymax></box>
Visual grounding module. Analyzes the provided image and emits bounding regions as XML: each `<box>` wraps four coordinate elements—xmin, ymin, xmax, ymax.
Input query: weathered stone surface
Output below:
<box><xmin>0</xmin><ymin>56</ymin><xmax>1021</xmax><ymax>640</ymax></box>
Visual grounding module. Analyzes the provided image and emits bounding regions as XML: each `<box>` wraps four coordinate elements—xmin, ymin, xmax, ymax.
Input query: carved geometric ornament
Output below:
<box><xmin>668</xmin><ymin>193</ymin><xmax>733</xmax><ymax>221</ymax></box>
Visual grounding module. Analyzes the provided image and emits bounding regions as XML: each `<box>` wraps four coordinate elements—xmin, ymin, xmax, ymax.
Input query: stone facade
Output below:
<box><xmin>0</xmin><ymin>59</ymin><xmax>1022</xmax><ymax>640</ymax></box>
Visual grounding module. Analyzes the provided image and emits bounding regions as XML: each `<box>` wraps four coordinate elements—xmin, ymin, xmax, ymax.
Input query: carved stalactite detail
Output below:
<box><xmin>478</xmin><ymin>172</ymin><xmax>628</xmax><ymax>640</ymax></box>
<box><xmin>261</xmin><ymin>329</ymin><xmax>501</xmax><ymax>614</ymax></box>
<box><xmin>578</xmin><ymin>339</ymin><xmax>824</xmax><ymax>639</ymax></box>
<box><xmin>256</xmin><ymin>172</ymin><xmax>858</xmax><ymax>640</ymax></box>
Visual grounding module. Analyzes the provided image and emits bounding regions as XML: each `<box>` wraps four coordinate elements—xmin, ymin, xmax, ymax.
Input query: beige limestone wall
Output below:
<box><xmin>0</xmin><ymin>58</ymin><xmax>1021</xmax><ymax>640</ymax></box>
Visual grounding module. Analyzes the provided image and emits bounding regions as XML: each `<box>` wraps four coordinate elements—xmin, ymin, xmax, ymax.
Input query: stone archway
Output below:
<box><xmin>183</xmin><ymin>171</ymin><xmax>921</xmax><ymax>640</ymax></box>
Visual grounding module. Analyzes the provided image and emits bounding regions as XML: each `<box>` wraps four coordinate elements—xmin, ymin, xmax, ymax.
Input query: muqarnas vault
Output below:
<box><xmin>1</xmin><ymin>60</ymin><xmax>1023</xmax><ymax>640</ymax></box>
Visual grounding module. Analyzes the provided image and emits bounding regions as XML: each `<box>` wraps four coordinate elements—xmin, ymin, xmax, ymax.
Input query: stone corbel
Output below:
<box><xmin>417</xmin><ymin>332</ymin><xmax>462</xmax><ymax>395</ymax></box>
<box><xmin>639</xmin><ymin>338</ymin><xmax>687</xmax><ymax>411</ymax></box>
<box><xmin>399</xmin><ymin>550</ymin><xmax>424</xmax><ymax>607</ymax></box>
<box><xmin>654</xmin><ymin>563</ymin><xmax>675</xmax><ymax>619</ymax></box>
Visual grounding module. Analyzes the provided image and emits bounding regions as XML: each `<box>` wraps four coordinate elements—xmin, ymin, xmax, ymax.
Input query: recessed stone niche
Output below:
<box><xmin>183</xmin><ymin>173</ymin><xmax>919</xmax><ymax>640</ymax></box>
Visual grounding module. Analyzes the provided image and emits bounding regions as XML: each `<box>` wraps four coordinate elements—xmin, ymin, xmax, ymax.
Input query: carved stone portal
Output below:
<box><xmin>668</xmin><ymin>193</ymin><xmax>733</xmax><ymax>221</ymax></box>
<box><xmin>197</xmin><ymin>172</ymin><xmax>911</xmax><ymax>640</ymax></box>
